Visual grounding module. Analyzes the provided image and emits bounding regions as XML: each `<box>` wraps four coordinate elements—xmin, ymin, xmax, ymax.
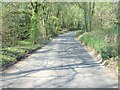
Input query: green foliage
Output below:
<box><xmin>1</xmin><ymin>40</ymin><xmax>40</xmax><ymax>67</ymax></box>
<box><xmin>2</xmin><ymin>2</ymin><xmax>31</xmax><ymax>47</ymax></box>
<box><xmin>118</xmin><ymin>60</ymin><xmax>120</xmax><ymax>71</ymax></box>
<box><xmin>2</xmin><ymin>54</ymin><xmax>16</xmax><ymax>67</ymax></box>
<box><xmin>18</xmin><ymin>40</ymin><xmax>32</xmax><ymax>46</ymax></box>
<box><xmin>78</xmin><ymin>28</ymin><xmax>118</xmax><ymax>60</ymax></box>
<box><xmin>101</xmin><ymin>45</ymin><xmax>118</xmax><ymax>59</ymax></box>
<box><xmin>1</xmin><ymin>2</ymin><xmax>118</xmax><ymax>69</ymax></box>
<box><xmin>30</xmin><ymin>12</ymin><xmax>40</xmax><ymax>44</ymax></box>
<box><xmin>80</xmin><ymin>34</ymin><xmax>107</xmax><ymax>52</ymax></box>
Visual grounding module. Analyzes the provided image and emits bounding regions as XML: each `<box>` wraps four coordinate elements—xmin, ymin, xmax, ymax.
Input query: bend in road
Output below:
<box><xmin>2</xmin><ymin>31</ymin><xmax>118</xmax><ymax>88</ymax></box>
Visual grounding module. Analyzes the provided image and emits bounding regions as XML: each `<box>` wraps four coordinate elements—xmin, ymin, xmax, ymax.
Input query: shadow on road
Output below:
<box><xmin>2</xmin><ymin>31</ymin><xmax>118</xmax><ymax>88</ymax></box>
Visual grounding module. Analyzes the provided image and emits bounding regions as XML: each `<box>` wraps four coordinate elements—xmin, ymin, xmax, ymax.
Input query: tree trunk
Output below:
<box><xmin>89</xmin><ymin>2</ymin><xmax>92</xmax><ymax>32</ymax></box>
<box><xmin>30</xmin><ymin>2</ymin><xmax>40</xmax><ymax>44</ymax></box>
<box><xmin>83</xmin><ymin>2</ymin><xmax>88</xmax><ymax>32</ymax></box>
<box><xmin>89</xmin><ymin>2</ymin><xmax>95</xmax><ymax>32</ymax></box>
<box><xmin>117</xmin><ymin>1</ymin><xmax>120</xmax><ymax>56</ymax></box>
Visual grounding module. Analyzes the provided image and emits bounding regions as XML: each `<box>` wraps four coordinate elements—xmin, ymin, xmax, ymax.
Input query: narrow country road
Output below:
<box><xmin>1</xmin><ymin>31</ymin><xmax>118</xmax><ymax>88</ymax></box>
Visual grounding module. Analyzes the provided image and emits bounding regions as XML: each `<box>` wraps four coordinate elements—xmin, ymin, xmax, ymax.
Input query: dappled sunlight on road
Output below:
<box><xmin>2</xmin><ymin>31</ymin><xmax>118</xmax><ymax>88</ymax></box>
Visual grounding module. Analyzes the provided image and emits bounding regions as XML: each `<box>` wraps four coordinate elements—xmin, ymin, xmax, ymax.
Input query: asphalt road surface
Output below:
<box><xmin>1</xmin><ymin>31</ymin><xmax>118</xmax><ymax>88</ymax></box>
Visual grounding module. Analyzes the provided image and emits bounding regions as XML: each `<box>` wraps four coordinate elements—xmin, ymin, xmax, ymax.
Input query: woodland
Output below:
<box><xmin>0</xmin><ymin>2</ymin><xmax>119</xmax><ymax>70</ymax></box>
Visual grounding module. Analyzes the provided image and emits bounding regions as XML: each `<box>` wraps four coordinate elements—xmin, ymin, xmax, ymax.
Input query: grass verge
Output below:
<box><xmin>77</xmin><ymin>28</ymin><xmax>118</xmax><ymax>71</ymax></box>
<box><xmin>1</xmin><ymin>40</ymin><xmax>42</xmax><ymax>70</ymax></box>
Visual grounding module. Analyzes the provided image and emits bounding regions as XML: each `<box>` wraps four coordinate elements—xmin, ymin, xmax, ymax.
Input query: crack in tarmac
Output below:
<box><xmin>1</xmin><ymin>31</ymin><xmax>118</xmax><ymax>88</ymax></box>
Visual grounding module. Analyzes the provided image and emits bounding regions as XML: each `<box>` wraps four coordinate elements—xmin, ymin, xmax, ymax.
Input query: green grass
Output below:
<box><xmin>77</xmin><ymin>28</ymin><xmax>118</xmax><ymax>60</ymax></box>
<box><xmin>1</xmin><ymin>40</ymin><xmax>41</xmax><ymax>67</ymax></box>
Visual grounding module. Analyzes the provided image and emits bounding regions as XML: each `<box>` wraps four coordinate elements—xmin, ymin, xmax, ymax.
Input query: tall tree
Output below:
<box><xmin>83</xmin><ymin>2</ymin><xmax>88</xmax><ymax>32</ymax></box>
<box><xmin>88</xmin><ymin>2</ymin><xmax>95</xmax><ymax>31</ymax></box>
<box><xmin>30</xmin><ymin>1</ymin><xmax>40</xmax><ymax>44</ymax></box>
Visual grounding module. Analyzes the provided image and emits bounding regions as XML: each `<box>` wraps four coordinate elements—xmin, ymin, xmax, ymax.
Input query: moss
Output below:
<box><xmin>1</xmin><ymin>54</ymin><xmax>16</xmax><ymax>66</ymax></box>
<box><xmin>2</xmin><ymin>40</ymin><xmax>41</xmax><ymax>67</ymax></box>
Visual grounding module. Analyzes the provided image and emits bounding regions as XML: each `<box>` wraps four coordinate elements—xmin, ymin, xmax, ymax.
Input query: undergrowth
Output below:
<box><xmin>77</xmin><ymin>28</ymin><xmax>118</xmax><ymax>69</ymax></box>
<box><xmin>1</xmin><ymin>40</ymin><xmax>40</xmax><ymax>67</ymax></box>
